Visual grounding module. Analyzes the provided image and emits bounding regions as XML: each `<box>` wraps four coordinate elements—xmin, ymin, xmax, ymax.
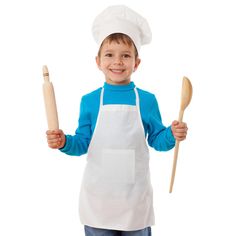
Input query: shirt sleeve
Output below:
<box><xmin>59</xmin><ymin>96</ymin><xmax>91</xmax><ymax>156</ymax></box>
<box><xmin>147</xmin><ymin>95</ymin><xmax>176</xmax><ymax>151</ymax></box>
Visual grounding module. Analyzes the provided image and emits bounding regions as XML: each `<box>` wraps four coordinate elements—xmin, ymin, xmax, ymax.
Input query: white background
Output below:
<box><xmin>0</xmin><ymin>0</ymin><xmax>236</xmax><ymax>235</ymax></box>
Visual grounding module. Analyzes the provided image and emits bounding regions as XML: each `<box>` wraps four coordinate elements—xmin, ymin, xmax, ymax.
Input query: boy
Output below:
<box><xmin>46</xmin><ymin>5</ymin><xmax>188</xmax><ymax>236</ymax></box>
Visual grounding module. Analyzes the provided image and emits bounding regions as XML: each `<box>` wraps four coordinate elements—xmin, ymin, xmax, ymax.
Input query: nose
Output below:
<box><xmin>113</xmin><ymin>56</ymin><xmax>123</xmax><ymax>65</ymax></box>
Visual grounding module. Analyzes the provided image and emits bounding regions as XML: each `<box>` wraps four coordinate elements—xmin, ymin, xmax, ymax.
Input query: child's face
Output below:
<box><xmin>96</xmin><ymin>41</ymin><xmax>141</xmax><ymax>85</ymax></box>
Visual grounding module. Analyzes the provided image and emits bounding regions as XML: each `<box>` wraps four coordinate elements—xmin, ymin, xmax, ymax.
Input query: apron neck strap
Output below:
<box><xmin>134</xmin><ymin>87</ymin><xmax>140</xmax><ymax>109</ymax></box>
<box><xmin>100</xmin><ymin>87</ymin><xmax>105</xmax><ymax>107</ymax></box>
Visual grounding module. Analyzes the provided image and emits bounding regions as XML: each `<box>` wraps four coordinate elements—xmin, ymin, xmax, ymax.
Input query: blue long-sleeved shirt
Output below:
<box><xmin>60</xmin><ymin>82</ymin><xmax>175</xmax><ymax>156</ymax></box>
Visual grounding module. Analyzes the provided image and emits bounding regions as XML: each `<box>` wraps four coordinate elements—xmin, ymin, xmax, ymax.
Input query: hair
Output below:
<box><xmin>97</xmin><ymin>33</ymin><xmax>139</xmax><ymax>58</ymax></box>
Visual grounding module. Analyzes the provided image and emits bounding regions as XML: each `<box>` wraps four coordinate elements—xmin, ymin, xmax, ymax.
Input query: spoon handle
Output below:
<box><xmin>169</xmin><ymin>141</ymin><xmax>180</xmax><ymax>193</ymax></box>
<box><xmin>169</xmin><ymin>109</ymin><xmax>184</xmax><ymax>193</ymax></box>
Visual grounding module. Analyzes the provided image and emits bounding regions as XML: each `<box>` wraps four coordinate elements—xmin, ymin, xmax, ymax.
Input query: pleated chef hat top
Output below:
<box><xmin>92</xmin><ymin>5</ymin><xmax>152</xmax><ymax>51</ymax></box>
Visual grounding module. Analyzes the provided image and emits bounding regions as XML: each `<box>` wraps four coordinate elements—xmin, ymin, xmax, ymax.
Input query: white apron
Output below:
<box><xmin>79</xmin><ymin>87</ymin><xmax>155</xmax><ymax>231</ymax></box>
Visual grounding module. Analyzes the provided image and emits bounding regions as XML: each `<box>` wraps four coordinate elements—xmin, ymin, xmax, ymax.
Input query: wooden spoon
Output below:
<box><xmin>169</xmin><ymin>76</ymin><xmax>193</xmax><ymax>193</ymax></box>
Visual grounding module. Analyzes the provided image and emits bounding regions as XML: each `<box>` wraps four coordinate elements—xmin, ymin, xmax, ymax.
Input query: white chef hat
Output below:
<box><xmin>92</xmin><ymin>5</ymin><xmax>152</xmax><ymax>51</ymax></box>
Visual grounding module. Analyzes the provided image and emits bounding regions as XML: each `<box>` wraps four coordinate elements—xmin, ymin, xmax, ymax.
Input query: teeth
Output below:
<box><xmin>111</xmin><ymin>69</ymin><xmax>123</xmax><ymax>73</ymax></box>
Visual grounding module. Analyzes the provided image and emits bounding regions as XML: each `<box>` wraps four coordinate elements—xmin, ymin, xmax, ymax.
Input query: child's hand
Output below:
<box><xmin>171</xmin><ymin>120</ymin><xmax>188</xmax><ymax>141</ymax></box>
<box><xmin>46</xmin><ymin>129</ymin><xmax>66</xmax><ymax>149</ymax></box>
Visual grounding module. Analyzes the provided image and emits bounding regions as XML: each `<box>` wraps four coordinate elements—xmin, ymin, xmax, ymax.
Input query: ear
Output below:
<box><xmin>96</xmin><ymin>56</ymin><xmax>101</xmax><ymax>70</ymax></box>
<box><xmin>133</xmin><ymin>58</ymin><xmax>141</xmax><ymax>72</ymax></box>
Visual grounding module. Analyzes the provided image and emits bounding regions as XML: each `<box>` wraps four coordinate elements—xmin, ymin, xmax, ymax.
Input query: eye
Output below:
<box><xmin>122</xmin><ymin>54</ymin><xmax>131</xmax><ymax>58</ymax></box>
<box><xmin>104</xmin><ymin>53</ymin><xmax>113</xmax><ymax>57</ymax></box>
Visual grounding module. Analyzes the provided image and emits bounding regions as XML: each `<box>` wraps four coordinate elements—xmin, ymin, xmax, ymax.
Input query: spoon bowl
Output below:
<box><xmin>180</xmin><ymin>76</ymin><xmax>193</xmax><ymax>111</ymax></box>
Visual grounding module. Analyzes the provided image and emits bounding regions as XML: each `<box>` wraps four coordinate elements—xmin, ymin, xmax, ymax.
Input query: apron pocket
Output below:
<box><xmin>102</xmin><ymin>149</ymin><xmax>135</xmax><ymax>184</ymax></box>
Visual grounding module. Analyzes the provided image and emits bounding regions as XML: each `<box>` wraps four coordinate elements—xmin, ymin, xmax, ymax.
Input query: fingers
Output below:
<box><xmin>46</xmin><ymin>129</ymin><xmax>63</xmax><ymax>135</ymax></box>
<box><xmin>46</xmin><ymin>129</ymin><xmax>66</xmax><ymax>149</ymax></box>
<box><xmin>172</xmin><ymin>120</ymin><xmax>179</xmax><ymax>126</ymax></box>
<box><xmin>171</xmin><ymin>121</ymin><xmax>188</xmax><ymax>141</ymax></box>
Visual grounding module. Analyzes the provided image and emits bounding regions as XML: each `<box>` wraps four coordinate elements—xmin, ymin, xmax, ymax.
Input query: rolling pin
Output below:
<box><xmin>42</xmin><ymin>65</ymin><xmax>59</xmax><ymax>130</ymax></box>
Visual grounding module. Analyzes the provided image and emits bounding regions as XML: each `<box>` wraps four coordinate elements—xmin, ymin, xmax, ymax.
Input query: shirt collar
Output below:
<box><xmin>103</xmin><ymin>82</ymin><xmax>135</xmax><ymax>91</ymax></box>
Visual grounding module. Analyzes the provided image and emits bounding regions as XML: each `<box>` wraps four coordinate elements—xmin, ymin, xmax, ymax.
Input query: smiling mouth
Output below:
<box><xmin>110</xmin><ymin>69</ymin><xmax>125</xmax><ymax>73</ymax></box>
